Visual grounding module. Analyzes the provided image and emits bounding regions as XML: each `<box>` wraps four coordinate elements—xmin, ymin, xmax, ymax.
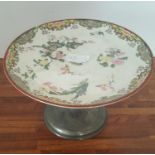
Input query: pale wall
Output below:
<box><xmin>0</xmin><ymin>1</ymin><xmax>155</xmax><ymax>57</ymax></box>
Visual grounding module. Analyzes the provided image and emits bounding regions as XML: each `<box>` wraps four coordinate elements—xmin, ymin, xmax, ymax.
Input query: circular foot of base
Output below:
<box><xmin>44</xmin><ymin>105</ymin><xmax>107</xmax><ymax>140</ymax></box>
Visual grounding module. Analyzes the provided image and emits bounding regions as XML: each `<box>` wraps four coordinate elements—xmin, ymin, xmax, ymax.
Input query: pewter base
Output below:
<box><xmin>44</xmin><ymin>105</ymin><xmax>107</xmax><ymax>140</ymax></box>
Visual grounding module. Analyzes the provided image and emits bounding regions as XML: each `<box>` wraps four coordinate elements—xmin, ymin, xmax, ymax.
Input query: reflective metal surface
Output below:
<box><xmin>44</xmin><ymin>105</ymin><xmax>107</xmax><ymax>140</ymax></box>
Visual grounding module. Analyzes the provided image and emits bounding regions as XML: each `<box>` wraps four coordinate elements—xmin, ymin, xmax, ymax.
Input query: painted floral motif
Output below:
<box><xmin>52</xmin><ymin>51</ymin><xmax>65</xmax><ymax>60</ymax></box>
<box><xmin>33</xmin><ymin>36</ymin><xmax>88</xmax><ymax>69</ymax></box>
<box><xmin>6</xmin><ymin>44</ymin><xmax>19</xmax><ymax>71</ymax></box>
<box><xmin>21</xmin><ymin>66</ymin><xmax>36</xmax><ymax>79</ymax></box>
<box><xmin>5</xmin><ymin>19</ymin><xmax>152</xmax><ymax>106</ymax></box>
<box><xmin>39</xmin><ymin>19</ymin><xmax>75</xmax><ymax>31</ymax></box>
<box><xmin>40</xmin><ymin>19</ymin><xmax>104</xmax><ymax>31</ymax></box>
<box><xmin>40</xmin><ymin>82</ymin><xmax>64</xmax><ymax>94</ymax></box>
<box><xmin>34</xmin><ymin>58</ymin><xmax>51</xmax><ymax>70</ymax></box>
<box><xmin>128</xmin><ymin>66</ymin><xmax>150</xmax><ymax>91</ymax></box>
<box><xmin>90</xmin><ymin>31</ymin><xmax>104</xmax><ymax>37</ymax></box>
<box><xmin>13</xmin><ymin>67</ymin><xmax>21</xmax><ymax>74</ymax></box>
<box><xmin>96</xmin><ymin>75</ymin><xmax>115</xmax><ymax>91</ymax></box>
<box><xmin>136</xmin><ymin>42</ymin><xmax>152</xmax><ymax>65</ymax></box>
<box><xmin>9</xmin><ymin>74</ymin><xmax>30</xmax><ymax>92</ymax></box>
<box><xmin>34</xmin><ymin>79</ymin><xmax>88</xmax><ymax>100</ymax></box>
<box><xmin>97</xmin><ymin>48</ymin><xmax>128</xmax><ymax>67</ymax></box>
<box><xmin>77</xmin><ymin>19</ymin><xmax>103</xmax><ymax>29</ymax></box>
<box><xmin>15</xmin><ymin>27</ymin><xmax>38</xmax><ymax>45</ymax></box>
<box><xmin>60</xmin><ymin>64</ymin><xmax>73</xmax><ymax>75</ymax></box>
<box><xmin>109</xmin><ymin>24</ymin><xmax>141</xmax><ymax>43</ymax></box>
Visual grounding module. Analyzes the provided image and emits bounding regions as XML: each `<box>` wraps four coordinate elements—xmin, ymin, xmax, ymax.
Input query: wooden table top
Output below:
<box><xmin>0</xmin><ymin>58</ymin><xmax>155</xmax><ymax>153</ymax></box>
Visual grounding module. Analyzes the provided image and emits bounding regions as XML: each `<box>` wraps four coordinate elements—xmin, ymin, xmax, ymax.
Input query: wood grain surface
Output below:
<box><xmin>0</xmin><ymin>58</ymin><xmax>155</xmax><ymax>153</ymax></box>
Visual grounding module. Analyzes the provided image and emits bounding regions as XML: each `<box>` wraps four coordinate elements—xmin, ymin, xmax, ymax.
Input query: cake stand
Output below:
<box><xmin>4</xmin><ymin>19</ymin><xmax>153</xmax><ymax>140</ymax></box>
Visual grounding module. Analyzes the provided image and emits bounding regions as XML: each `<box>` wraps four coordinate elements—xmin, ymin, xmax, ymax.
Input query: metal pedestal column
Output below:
<box><xmin>44</xmin><ymin>105</ymin><xmax>107</xmax><ymax>140</ymax></box>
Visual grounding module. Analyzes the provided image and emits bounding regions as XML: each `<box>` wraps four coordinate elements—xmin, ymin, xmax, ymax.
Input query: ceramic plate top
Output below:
<box><xmin>4</xmin><ymin>19</ymin><xmax>153</xmax><ymax>108</ymax></box>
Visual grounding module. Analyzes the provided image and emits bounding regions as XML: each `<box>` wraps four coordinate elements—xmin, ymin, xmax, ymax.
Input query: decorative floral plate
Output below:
<box><xmin>4</xmin><ymin>19</ymin><xmax>153</xmax><ymax>108</ymax></box>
